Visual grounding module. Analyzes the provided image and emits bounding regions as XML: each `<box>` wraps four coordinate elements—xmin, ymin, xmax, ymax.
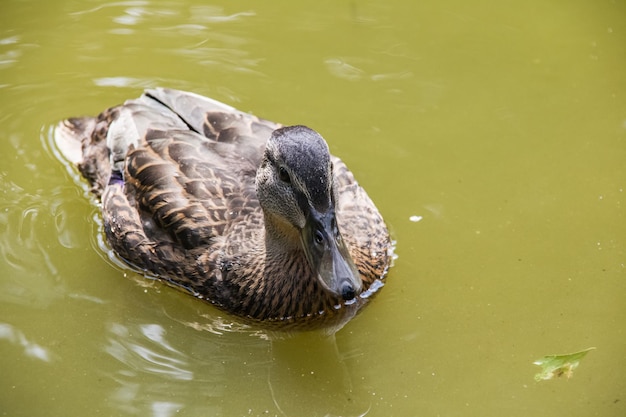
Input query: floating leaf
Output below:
<box><xmin>533</xmin><ymin>347</ymin><xmax>595</xmax><ymax>381</ymax></box>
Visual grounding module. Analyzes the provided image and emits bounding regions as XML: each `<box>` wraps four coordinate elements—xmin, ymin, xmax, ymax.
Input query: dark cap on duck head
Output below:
<box><xmin>268</xmin><ymin>126</ymin><xmax>332</xmax><ymax>213</ymax></box>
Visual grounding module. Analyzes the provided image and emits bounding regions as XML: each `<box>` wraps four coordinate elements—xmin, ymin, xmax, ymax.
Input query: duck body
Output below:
<box><xmin>55</xmin><ymin>88</ymin><xmax>392</xmax><ymax>327</ymax></box>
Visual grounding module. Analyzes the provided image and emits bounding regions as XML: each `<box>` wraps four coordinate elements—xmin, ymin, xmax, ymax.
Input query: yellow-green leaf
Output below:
<box><xmin>533</xmin><ymin>347</ymin><xmax>595</xmax><ymax>381</ymax></box>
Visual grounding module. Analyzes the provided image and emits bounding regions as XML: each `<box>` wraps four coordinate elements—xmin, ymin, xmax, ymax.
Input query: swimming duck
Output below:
<box><xmin>55</xmin><ymin>88</ymin><xmax>392</xmax><ymax>327</ymax></box>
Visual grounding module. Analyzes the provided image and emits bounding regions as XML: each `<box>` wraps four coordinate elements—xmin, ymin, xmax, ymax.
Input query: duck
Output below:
<box><xmin>55</xmin><ymin>88</ymin><xmax>392</xmax><ymax>328</ymax></box>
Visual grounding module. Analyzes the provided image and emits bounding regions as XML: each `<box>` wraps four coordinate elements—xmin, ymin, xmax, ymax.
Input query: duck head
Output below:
<box><xmin>256</xmin><ymin>125</ymin><xmax>362</xmax><ymax>301</ymax></box>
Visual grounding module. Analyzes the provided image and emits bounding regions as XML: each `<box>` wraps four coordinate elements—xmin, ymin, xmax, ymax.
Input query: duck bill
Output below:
<box><xmin>301</xmin><ymin>208</ymin><xmax>362</xmax><ymax>301</ymax></box>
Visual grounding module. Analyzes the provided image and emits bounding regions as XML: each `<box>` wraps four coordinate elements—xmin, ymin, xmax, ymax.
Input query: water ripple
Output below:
<box><xmin>102</xmin><ymin>320</ymin><xmax>227</xmax><ymax>415</ymax></box>
<box><xmin>0</xmin><ymin>172</ymin><xmax>90</xmax><ymax>307</ymax></box>
<box><xmin>105</xmin><ymin>322</ymin><xmax>193</xmax><ymax>380</ymax></box>
<box><xmin>0</xmin><ymin>322</ymin><xmax>55</xmax><ymax>362</ymax></box>
<box><xmin>325</xmin><ymin>57</ymin><xmax>413</xmax><ymax>82</ymax></box>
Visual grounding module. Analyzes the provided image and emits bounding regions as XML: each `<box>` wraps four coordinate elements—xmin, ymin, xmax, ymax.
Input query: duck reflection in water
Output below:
<box><xmin>102</xmin><ymin>314</ymin><xmax>373</xmax><ymax>416</ymax></box>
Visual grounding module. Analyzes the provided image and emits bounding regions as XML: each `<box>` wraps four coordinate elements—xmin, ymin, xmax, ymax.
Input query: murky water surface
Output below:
<box><xmin>1</xmin><ymin>1</ymin><xmax>625</xmax><ymax>416</ymax></box>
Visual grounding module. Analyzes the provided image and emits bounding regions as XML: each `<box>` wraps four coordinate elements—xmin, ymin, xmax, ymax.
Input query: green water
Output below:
<box><xmin>1</xmin><ymin>0</ymin><xmax>625</xmax><ymax>416</ymax></box>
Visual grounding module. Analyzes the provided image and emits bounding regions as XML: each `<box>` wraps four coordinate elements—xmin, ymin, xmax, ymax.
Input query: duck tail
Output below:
<box><xmin>55</xmin><ymin>117</ymin><xmax>94</xmax><ymax>165</ymax></box>
<box><xmin>55</xmin><ymin>109</ymin><xmax>117</xmax><ymax>199</ymax></box>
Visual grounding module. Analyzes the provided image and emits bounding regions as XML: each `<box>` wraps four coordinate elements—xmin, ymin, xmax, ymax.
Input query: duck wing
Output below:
<box><xmin>56</xmin><ymin>89</ymin><xmax>280</xmax><ymax>253</ymax></box>
<box><xmin>121</xmin><ymin>91</ymin><xmax>283</xmax><ymax>249</ymax></box>
<box><xmin>144</xmin><ymin>88</ymin><xmax>280</xmax><ymax>146</ymax></box>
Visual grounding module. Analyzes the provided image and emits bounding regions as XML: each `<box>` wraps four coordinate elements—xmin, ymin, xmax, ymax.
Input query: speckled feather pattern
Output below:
<box><xmin>56</xmin><ymin>88</ymin><xmax>391</xmax><ymax>326</ymax></box>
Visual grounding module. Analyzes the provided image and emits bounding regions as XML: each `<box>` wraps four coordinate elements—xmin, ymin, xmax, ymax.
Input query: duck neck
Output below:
<box><xmin>253</xmin><ymin>212</ymin><xmax>342</xmax><ymax>321</ymax></box>
<box><xmin>262</xmin><ymin>212</ymin><xmax>303</xmax><ymax>255</ymax></box>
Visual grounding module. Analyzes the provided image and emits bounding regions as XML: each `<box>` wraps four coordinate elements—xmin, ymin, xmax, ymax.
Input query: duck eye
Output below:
<box><xmin>314</xmin><ymin>229</ymin><xmax>324</xmax><ymax>245</ymax></box>
<box><xmin>278</xmin><ymin>166</ymin><xmax>291</xmax><ymax>183</ymax></box>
